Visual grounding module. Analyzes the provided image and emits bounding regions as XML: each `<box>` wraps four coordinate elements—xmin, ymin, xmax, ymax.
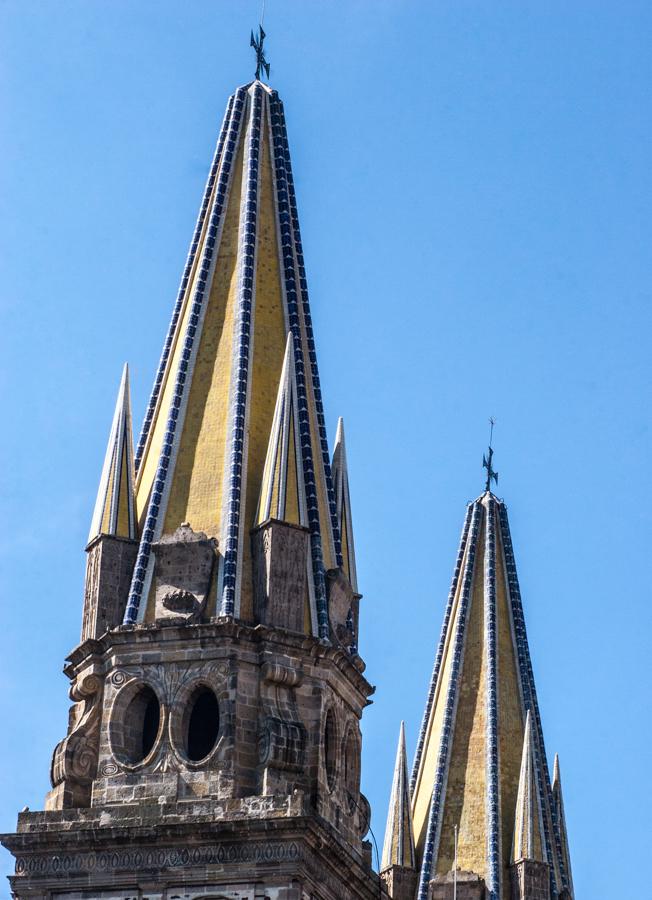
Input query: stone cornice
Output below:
<box><xmin>63</xmin><ymin>617</ymin><xmax>374</xmax><ymax>702</ymax></box>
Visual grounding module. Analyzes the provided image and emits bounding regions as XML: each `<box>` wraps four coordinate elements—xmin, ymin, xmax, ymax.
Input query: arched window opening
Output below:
<box><xmin>186</xmin><ymin>687</ymin><xmax>220</xmax><ymax>762</ymax></box>
<box><xmin>121</xmin><ymin>685</ymin><xmax>160</xmax><ymax>764</ymax></box>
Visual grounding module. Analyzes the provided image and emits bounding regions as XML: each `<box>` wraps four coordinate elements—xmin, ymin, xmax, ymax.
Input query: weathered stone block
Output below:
<box><xmin>430</xmin><ymin>869</ymin><xmax>486</xmax><ymax>900</ymax></box>
<box><xmin>381</xmin><ymin>863</ymin><xmax>418</xmax><ymax>900</ymax></box>
<box><xmin>152</xmin><ymin>523</ymin><xmax>217</xmax><ymax>624</ymax></box>
<box><xmin>82</xmin><ymin>534</ymin><xmax>138</xmax><ymax>640</ymax></box>
<box><xmin>252</xmin><ymin>518</ymin><xmax>310</xmax><ymax>632</ymax></box>
<box><xmin>510</xmin><ymin>859</ymin><xmax>550</xmax><ymax>900</ymax></box>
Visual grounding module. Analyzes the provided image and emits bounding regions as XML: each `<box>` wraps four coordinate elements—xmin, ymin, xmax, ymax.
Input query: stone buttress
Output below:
<box><xmin>1</xmin><ymin>79</ymin><xmax>377</xmax><ymax>900</ymax></box>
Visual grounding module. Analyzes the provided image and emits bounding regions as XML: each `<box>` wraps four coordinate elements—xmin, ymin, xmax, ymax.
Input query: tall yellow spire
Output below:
<box><xmin>88</xmin><ymin>363</ymin><xmax>136</xmax><ymax>543</ymax></box>
<box><xmin>410</xmin><ymin>491</ymin><xmax>569</xmax><ymax>900</ymax></box>
<box><xmin>123</xmin><ymin>82</ymin><xmax>343</xmax><ymax>639</ymax></box>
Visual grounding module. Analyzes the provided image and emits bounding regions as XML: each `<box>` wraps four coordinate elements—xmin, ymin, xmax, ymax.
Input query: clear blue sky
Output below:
<box><xmin>1</xmin><ymin>2</ymin><xmax>651</xmax><ymax>897</ymax></box>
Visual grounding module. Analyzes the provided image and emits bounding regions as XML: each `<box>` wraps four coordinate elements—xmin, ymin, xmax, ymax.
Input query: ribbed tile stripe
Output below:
<box><xmin>221</xmin><ymin>84</ymin><xmax>263</xmax><ymax>616</ymax></box>
<box><xmin>483</xmin><ymin>496</ymin><xmax>501</xmax><ymax>900</ymax></box>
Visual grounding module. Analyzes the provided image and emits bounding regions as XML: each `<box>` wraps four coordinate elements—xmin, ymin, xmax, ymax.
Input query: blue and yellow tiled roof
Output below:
<box><xmin>119</xmin><ymin>81</ymin><xmax>344</xmax><ymax>638</ymax></box>
<box><xmin>408</xmin><ymin>491</ymin><xmax>572</xmax><ymax>900</ymax></box>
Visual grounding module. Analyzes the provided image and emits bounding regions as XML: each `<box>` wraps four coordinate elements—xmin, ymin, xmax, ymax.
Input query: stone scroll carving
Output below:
<box><xmin>47</xmin><ymin>671</ymin><xmax>104</xmax><ymax>809</ymax></box>
<box><xmin>152</xmin><ymin>523</ymin><xmax>217</xmax><ymax>624</ymax></box>
<box><xmin>258</xmin><ymin>662</ymin><xmax>306</xmax><ymax>793</ymax></box>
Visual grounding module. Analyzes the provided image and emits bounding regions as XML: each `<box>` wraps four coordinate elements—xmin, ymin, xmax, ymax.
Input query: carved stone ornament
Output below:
<box><xmin>48</xmin><ymin>671</ymin><xmax>103</xmax><ymax>807</ymax></box>
<box><xmin>259</xmin><ymin>716</ymin><xmax>306</xmax><ymax>772</ymax></box>
<box><xmin>326</xmin><ymin>567</ymin><xmax>356</xmax><ymax>649</ymax></box>
<box><xmin>152</xmin><ymin>523</ymin><xmax>217</xmax><ymax>624</ymax></box>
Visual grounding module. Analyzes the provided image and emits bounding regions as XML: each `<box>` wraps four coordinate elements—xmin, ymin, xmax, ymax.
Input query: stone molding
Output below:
<box><xmin>14</xmin><ymin>839</ymin><xmax>301</xmax><ymax>877</ymax></box>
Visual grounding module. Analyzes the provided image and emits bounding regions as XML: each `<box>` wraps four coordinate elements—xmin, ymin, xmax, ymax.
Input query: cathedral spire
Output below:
<box><xmin>2</xmin><ymin>62</ymin><xmax>376</xmax><ymax>900</ymax></box>
<box><xmin>411</xmin><ymin>491</ymin><xmax>567</xmax><ymax>900</ymax></box>
<box><xmin>88</xmin><ymin>363</ymin><xmax>136</xmax><ymax>543</ymax></box>
<box><xmin>382</xmin><ymin>721</ymin><xmax>416</xmax><ymax>871</ymax></box>
<box><xmin>122</xmin><ymin>81</ymin><xmax>342</xmax><ymax>640</ymax></box>
<box><xmin>331</xmin><ymin>417</ymin><xmax>358</xmax><ymax>592</ymax></box>
<box><xmin>512</xmin><ymin>712</ymin><xmax>546</xmax><ymax>864</ymax></box>
<box><xmin>552</xmin><ymin>755</ymin><xmax>574</xmax><ymax>896</ymax></box>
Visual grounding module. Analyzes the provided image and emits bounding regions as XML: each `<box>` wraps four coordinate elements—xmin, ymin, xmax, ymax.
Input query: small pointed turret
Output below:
<box><xmin>331</xmin><ymin>418</ymin><xmax>358</xmax><ymax>592</ymax></box>
<box><xmin>380</xmin><ymin>722</ymin><xmax>418</xmax><ymax>900</ymax></box>
<box><xmin>552</xmin><ymin>755</ymin><xmax>574</xmax><ymax>897</ymax></box>
<box><xmin>88</xmin><ymin>364</ymin><xmax>136</xmax><ymax>543</ymax></box>
<box><xmin>81</xmin><ymin>364</ymin><xmax>139</xmax><ymax>642</ymax></box>
<box><xmin>255</xmin><ymin>333</ymin><xmax>307</xmax><ymax>527</ymax></box>
<box><xmin>382</xmin><ymin>722</ymin><xmax>416</xmax><ymax>870</ymax></box>
<box><xmin>512</xmin><ymin>712</ymin><xmax>546</xmax><ymax>864</ymax></box>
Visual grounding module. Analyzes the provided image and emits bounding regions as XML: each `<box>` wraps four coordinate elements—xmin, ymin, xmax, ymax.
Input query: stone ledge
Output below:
<box><xmin>2</xmin><ymin>811</ymin><xmax>384</xmax><ymax>900</ymax></box>
<box><xmin>8</xmin><ymin>791</ymin><xmax>307</xmax><ymax>836</ymax></box>
<box><xmin>63</xmin><ymin>618</ymin><xmax>373</xmax><ymax>699</ymax></box>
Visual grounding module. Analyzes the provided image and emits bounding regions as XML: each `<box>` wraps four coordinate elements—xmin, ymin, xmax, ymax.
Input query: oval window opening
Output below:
<box><xmin>186</xmin><ymin>687</ymin><xmax>220</xmax><ymax>762</ymax></box>
<box><xmin>343</xmin><ymin>730</ymin><xmax>360</xmax><ymax>812</ymax></box>
<box><xmin>324</xmin><ymin>709</ymin><xmax>337</xmax><ymax>791</ymax></box>
<box><xmin>122</xmin><ymin>685</ymin><xmax>160</xmax><ymax>764</ymax></box>
<box><xmin>141</xmin><ymin>690</ymin><xmax>160</xmax><ymax>760</ymax></box>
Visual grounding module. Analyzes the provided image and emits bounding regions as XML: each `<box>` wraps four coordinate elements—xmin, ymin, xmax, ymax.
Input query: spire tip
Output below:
<box><xmin>482</xmin><ymin>416</ymin><xmax>498</xmax><ymax>492</ymax></box>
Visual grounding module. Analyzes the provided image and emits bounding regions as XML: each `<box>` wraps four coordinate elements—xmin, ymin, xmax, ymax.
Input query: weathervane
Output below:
<box><xmin>483</xmin><ymin>417</ymin><xmax>499</xmax><ymax>492</ymax></box>
<box><xmin>250</xmin><ymin>25</ymin><xmax>270</xmax><ymax>81</ymax></box>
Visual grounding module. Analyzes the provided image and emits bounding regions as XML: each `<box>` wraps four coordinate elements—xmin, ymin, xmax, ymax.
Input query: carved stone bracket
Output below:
<box><xmin>259</xmin><ymin>716</ymin><xmax>305</xmax><ymax>772</ymax></box>
<box><xmin>258</xmin><ymin>661</ymin><xmax>306</xmax><ymax>792</ymax></box>
<box><xmin>47</xmin><ymin>670</ymin><xmax>104</xmax><ymax>809</ymax></box>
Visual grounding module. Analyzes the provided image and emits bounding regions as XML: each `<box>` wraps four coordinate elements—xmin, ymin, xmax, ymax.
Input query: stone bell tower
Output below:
<box><xmin>1</xmin><ymin>73</ymin><xmax>380</xmax><ymax>900</ymax></box>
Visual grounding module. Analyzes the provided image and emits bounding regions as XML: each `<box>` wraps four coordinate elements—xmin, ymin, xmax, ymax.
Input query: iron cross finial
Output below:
<box><xmin>483</xmin><ymin>417</ymin><xmax>499</xmax><ymax>492</ymax></box>
<box><xmin>250</xmin><ymin>25</ymin><xmax>270</xmax><ymax>82</ymax></box>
